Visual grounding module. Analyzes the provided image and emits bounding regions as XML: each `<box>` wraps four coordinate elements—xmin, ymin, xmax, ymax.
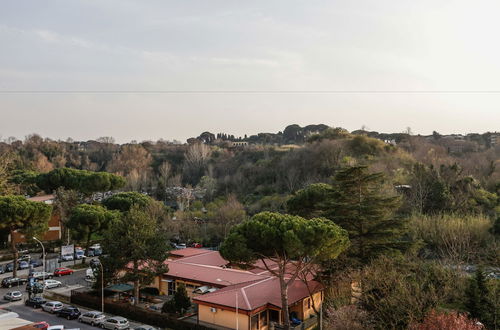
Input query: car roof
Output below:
<box><xmin>109</xmin><ymin>316</ymin><xmax>127</xmax><ymax>321</ymax></box>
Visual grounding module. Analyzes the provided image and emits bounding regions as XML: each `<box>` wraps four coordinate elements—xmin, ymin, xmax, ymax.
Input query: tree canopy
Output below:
<box><xmin>101</xmin><ymin>191</ymin><xmax>154</xmax><ymax>212</ymax></box>
<box><xmin>36</xmin><ymin>168</ymin><xmax>126</xmax><ymax>195</ymax></box>
<box><xmin>102</xmin><ymin>206</ymin><xmax>170</xmax><ymax>305</ymax></box>
<box><xmin>220</xmin><ymin>212</ymin><xmax>349</xmax><ymax>329</ymax></box>
<box><xmin>67</xmin><ymin>204</ymin><xmax>119</xmax><ymax>255</ymax></box>
<box><xmin>0</xmin><ymin>195</ymin><xmax>52</xmax><ymax>276</ymax></box>
<box><xmin>288</xmin><ymin>166</ymin><xmax>407</xmax><ymax>264</ymax></box>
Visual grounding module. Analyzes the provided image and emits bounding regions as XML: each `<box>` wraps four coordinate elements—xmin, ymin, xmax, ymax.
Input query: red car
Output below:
<box><xmin>53</xmin><ymin>267</ymin><xmax>74</xmax><ymax>277</ymax></box>
<box><xmin>30</xmin><ymin>321</ymin><xmax>49</xmax><ymax>329</ymax></box>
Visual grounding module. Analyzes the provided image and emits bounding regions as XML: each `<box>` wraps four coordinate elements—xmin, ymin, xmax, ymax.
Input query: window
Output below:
<box><xmin>269</xmin><ymin>309</ymin><xmax>280</xmax><ymax>323</ymax></box>
<box><xmin>306</xmin><ymin>298</ymin><xmax>311</xmax><ymax>309</ymax></box>
<box><xmin>251</xmin><ymin>314</ymin><xmax>259</xmax><ymax>330</ymax></box>
<box><xmin>260</xmin><ymin>311</ymin><xmax>268</xmax><ymax>326</ymax></box>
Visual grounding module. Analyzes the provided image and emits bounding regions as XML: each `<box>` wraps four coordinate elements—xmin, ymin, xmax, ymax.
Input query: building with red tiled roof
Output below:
<box><xmin>169</xmin><ymin>247</ymin><xmax>214</xmax><ymax>259</ymax></box>
<box><xmin>146</xmin><ymin>248</ymin><xmax>323</xmax><ymax>329</ymax></box>
<box><xmin>193</xmin><ymin>277</ymin><xmax>323</xmax><ymax>329</ymax></box>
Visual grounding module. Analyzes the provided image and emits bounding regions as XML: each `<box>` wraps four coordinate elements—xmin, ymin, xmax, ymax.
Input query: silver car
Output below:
<box><xmin>42</xmin><ymin>301</ymin><xmax>64</xmax><ymax>313</ymax></box>
<box><xmin>4</xmin><ymin>290</ymin><xmax>22</xmax><ymax>301</ymax></box>
<box><xmin>79</xmin><ymin>311</ymin><xmax>106</xmax><ymax>326</ymax></box>
<box><xmin>44</xmin><ymin>279</ymin><xmax>62</xmax><ymax>289</ymax></box>
<box><xmin>101</xmin><ymin>316</ymin><xmax>130</xmax><ymax>329</ymax></box>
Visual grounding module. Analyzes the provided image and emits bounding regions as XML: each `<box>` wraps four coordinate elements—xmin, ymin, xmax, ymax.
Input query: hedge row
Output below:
<box><xmin>71</xmin><ymin>291</ymin><xmax>213</xmax><ymax>330</ymax></box>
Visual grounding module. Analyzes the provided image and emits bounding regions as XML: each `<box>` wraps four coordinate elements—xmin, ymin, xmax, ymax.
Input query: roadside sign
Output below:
<box><xmin>61</xmin><ymin>244</ymin><xmax>74</xmax><ymax>256</ymax></box>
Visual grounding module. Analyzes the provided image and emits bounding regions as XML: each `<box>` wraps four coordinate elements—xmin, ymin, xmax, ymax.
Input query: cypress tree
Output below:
<box><xmin>174</xmin><ymin>284</ymin><xmax>191</xmax><ymax>315</ymax></box>
<box><xmin>325</xmin><ymin>166</ymin><xmax>407</xmax><ymax>263</ymax></box>
<box><xmin>288</xmin><ymin>166</ymin><xmax>409</xmax><ymax>265</ymax></box>
<box><xmin>465</xmin><ymin>268</ymin><xmax>492</xmax><ymax>325</ymax></box>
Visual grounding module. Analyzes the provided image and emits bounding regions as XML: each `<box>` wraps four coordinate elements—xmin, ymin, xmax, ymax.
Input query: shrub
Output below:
<box><xmin>408</xmin><ymin>213</ymin><xmax>493</xmax><ymax>262</ymax></box>
<box><xmin>410</xmin><ymin>310</ymin><xmax>482</xmax><ymax>330</ymax></box>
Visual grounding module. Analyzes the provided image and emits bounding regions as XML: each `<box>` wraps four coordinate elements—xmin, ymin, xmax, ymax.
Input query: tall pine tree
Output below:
<box><xmin>288</xmin><ymin>166</ymin><xmax>408</xmax><ymax>265</ymax></box>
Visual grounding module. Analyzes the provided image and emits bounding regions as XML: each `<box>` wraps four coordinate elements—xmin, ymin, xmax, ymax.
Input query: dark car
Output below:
<box><xmin>18</xmin><ymin>260</ymin><xmax>30</xmax><ymax>270</ymax></box>
<box><xmin>30</xmin><ymin>259</ymin><xmax>43</xmax><ymax>268</ymax></box>
<box><xmin>1</xmin><ymin>277</ymin><xmax>28</xmax><ymax>288</ymax></box>
<box><xmin>57</xmin><ymin>306</ymin><xmax>81</xmax><ymax>320</ymax></box>
<box><xmin>25</xmin><ymin>296</ymin><xmax>47</xmax><ymax>308</ymax></box>
<box><xmin>5</xmin><ymin>263</ymin><xmax>14</xmax><ymax>272</ymax></box>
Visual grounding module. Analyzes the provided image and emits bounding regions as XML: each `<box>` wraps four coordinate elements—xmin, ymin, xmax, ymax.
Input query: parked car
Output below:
<box><xmin>54</xmin><ymin>267</ymin><xmax>74</xmax><ymax>276</ymax></box>
<box><xmin>19</xmin><ymin>254</ymin><xmax>31</xmax><ymax>262</ymax></box>
<box><xmin>85</xmin><ymin>268</ymin><xmax>96</xmax><ymax>282</ymax></box>
<box><xmin>78</xmin><ymin>311</ymin><xmax>106</xmax><ymax>326</ymax></box>
<box><xmin>30</xmin><ymin>259</ymin><xmax>43</xmax><ymax>268</ymax></box>
<box><xmin>5</xmin><ymin>263</ymin><xmax>14</xmax><ymax>272</ymax></box>
<box><xmin>134</xmin><ymin>326</ymin><xmax>157</xmax><ymax>330</ymax></box>
<box><xmin>4</xmin><ymin>290</ymin><xmax>23</xmax><ymax>301</ymax></box>
<box><xmin>18</xmin><ymin>260</ymin><xmax>30</xmax><ymax>270</ymax></box>
<box><xmin>75</xmin><ymin>250</ymin><xmax>85</xmax><ymax>259</ymax></box>
<box><xmin>25</xmin><ymin>296</ymin><xmax>47</xmax><ymax>308</ymax></box>
<box><xmin>89</xmin><ymin>258</ymin><xmax>101</xmax><ymax>267</ymax></box>
<box><xmin>175</xmin><ymin>243</ymin><xmax>187</xmax><ymax>249</ymax></box>
<box><xmin>44</xmin><ymin>279</ymin><xmax>62</xmax><ymax>289</ymax></box>
<box><xmin>191</xmin><ymin>242</ymin><xmax>202</xmax><ymax>248</ymax></box>
<box><xmin>59</xmin><ymin>254</ymin><xmax>74</xmax><ymax>262</ymax></box>
<box><xmin>42</xmin><ymin>301</ymin><xmax>64</xmax><ymax>313</ymax></box>
<box><xmin>57</xmin><ymin>305</ymin><xmax>81</xmax><ymax>320</ymax></box>
<box><xmin>1</xmin><ymin>277</ymin><xmax>28</xmax><ymax>288</ymax></box>
<box><xmin>101</xmin><ymin>316</ymin><xmax>130</xmax><ymax>330</ymax></box>
<box><xmin>47</xmin><ymin>326</ymin><xmax>65</xmax><ymax>330</ymax></box>
<box><xmin>26</xmin><ymin>280</ymin><xmax>45</xmax><ymax>293</ymax></box>
<box><xmin>31</xmin><ymin>321</ymin><xmax>50</xmax><ymax>329</ymax></box>
<box><xmin>32</xmin><ymin>271</ymin><xmax>53</xmax><ymax>280</ymax></box>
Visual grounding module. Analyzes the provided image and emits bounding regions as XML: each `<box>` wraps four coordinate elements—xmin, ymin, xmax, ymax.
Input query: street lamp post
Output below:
<box><xmin>32</xmin><ymin>237</ymin><xmax>45</xmax><ymax>295</ymax></box>
<box><xmin>99</xmin><ymin>261</ymin><xmax>104</xmax><ymax>314</ymax></box>
<box><xmin>217</xmin><ymin>278</ymin><xmax>238</xmax><ymax>330</ymax></box>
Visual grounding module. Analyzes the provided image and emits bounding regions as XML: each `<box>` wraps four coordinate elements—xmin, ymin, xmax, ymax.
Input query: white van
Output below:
<box><xmin>85</xmin><ymin>268</ymin><xmax>96</xmax><ymax>282</ymax></box>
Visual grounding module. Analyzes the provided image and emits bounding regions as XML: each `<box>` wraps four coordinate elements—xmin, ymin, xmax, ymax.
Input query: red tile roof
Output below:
<box><xmin>164</xmin><ymin>260</ymin><xmax>267</xmax><ymax>287</ymax></box>
<box><xmin>178</xmin><ymin>250</ymin><xmax>228</xmax><ymax>267</ymax></box>
<box><xmin>193</xmin><ymin>277</ymin><xmax>323</xmax><ymax>312</ymax></box>
<box><xmin>169</xmin><ymin>248</ymin><xmax>213</xmax><ymax>258</ymax></box>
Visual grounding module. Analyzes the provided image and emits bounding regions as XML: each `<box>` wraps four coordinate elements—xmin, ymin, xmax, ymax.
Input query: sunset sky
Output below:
<box><xmin>1</xmin><ymin>0</ymin><xmax>499</xmax><ymax>142</ymax></box>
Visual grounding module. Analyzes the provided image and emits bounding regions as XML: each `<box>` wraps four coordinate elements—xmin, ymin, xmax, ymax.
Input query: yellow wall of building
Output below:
<box><xmin>199</xmin><ymin>304</ymin><xmax>249</xmax><ymax>330</ymax></box>
<box><xmin>302</xmin><ymin>291</ymin><xmax>322</xmax><ymax>320</ymax></box>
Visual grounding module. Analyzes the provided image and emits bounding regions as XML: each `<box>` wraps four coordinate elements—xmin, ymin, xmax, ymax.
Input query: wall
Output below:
<box><xmin>10</xmin><ymin>213</ymin><xmax>61</xmax><ymax>243</ymax></box>
<box><xmin>198</xmin><ymin>304</ymin><xmax>249</xmax><ymax>329</ymax></box>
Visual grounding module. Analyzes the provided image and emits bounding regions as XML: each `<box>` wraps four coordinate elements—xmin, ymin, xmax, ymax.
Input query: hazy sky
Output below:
<box><xmin>1</xmin><ymin>0</ymin><xmax>499</xmax><ymax>143</ymax></box>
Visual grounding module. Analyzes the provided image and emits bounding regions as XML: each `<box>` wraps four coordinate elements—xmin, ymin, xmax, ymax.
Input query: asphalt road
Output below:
<box><xmin>1</xmin><ymin>252</ymin><xmax>90</xmax><ymax>278</ymax></box>
<box><xmin>7</xmin><ymin>301</ymin><xmax>97</xmax><ymax>330</ymax></box>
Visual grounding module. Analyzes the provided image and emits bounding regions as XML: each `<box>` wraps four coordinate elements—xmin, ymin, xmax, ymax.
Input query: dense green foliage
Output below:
<box><xmin>0</xmin><ymin>195</ymin><xmax>52</xmax><ymax>276</ymax></box>
<box><xmin>162</xmin><ymin>284</ymin><xmax>191</xmax><ymax>315</ymax></box>
<box><xmin>288</xmin><ymin>166</ymin><xmax>408</xmax><ymax>265</ymax></box>
<box><xmin>36</xmin><ymin>168</ymin><xmax>126</xmax><ymax>195</ymax></box>
<box><xmin>102</xmin><ymin>206</ymin><xmax>170</xmax><ymax>305</ymax></box>
<box><xmin>67</xmin><ymin>204</ymin><xmax>119</xmax><ymax>255</ymax></box>
<box><xmin>102</xmin><ymin>191</ymin><xmax>154</xmax><ymax>212</ymax></box>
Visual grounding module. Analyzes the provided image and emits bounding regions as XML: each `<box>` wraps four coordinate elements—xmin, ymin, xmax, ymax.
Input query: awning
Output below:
<box><xmin>104</xmin><ymin>283</ymin><xmax>134</xmax><ymax>293</ymax></box>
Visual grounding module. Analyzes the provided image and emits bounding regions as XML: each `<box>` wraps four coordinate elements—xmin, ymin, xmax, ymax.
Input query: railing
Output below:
<box><xmin>271</xmin><ymin>314</ymin><xmax>318</xmax><ymax>330</ymax></box>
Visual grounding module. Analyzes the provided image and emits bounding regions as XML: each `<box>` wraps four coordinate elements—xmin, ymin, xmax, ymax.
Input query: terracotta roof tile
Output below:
<box><xmin>193</xmin><ymin>277</ymin><xmax>323</xmax><ymax>312</ymax></box>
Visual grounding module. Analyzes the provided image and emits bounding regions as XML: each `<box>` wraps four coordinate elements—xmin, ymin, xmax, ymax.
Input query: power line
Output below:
<box><xmin>2</xmin><ymin>90</ymin><xmax>500</xmax><ymax>94</ymax></box>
